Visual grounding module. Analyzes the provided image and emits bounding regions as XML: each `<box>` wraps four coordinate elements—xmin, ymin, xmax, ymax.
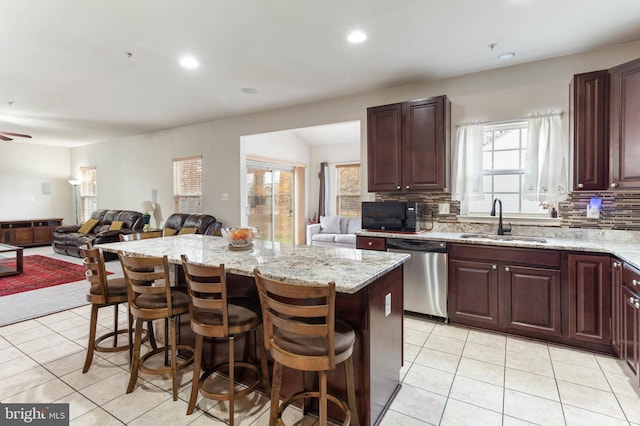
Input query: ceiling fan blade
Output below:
<box><xmin>0</xmin><ymin>135</ymin><xmax>13</xmax><ymax>141</ymax></box>
<box><xmin>0</xmin><ymin>131</ymin><xmax>32</xmax><ymax>138</ymax></box>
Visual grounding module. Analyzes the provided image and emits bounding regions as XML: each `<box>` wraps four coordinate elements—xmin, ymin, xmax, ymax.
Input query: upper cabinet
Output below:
<box><xmin>573</xmin><ymin>57</ymin><xmax>640</xmax><ymax>191</ymax></box>
<box><xmin>367</xmin><ymin>95</ymin><xmax>450</xmax><ymax>192</ymax></box>
<box><xmin>609</xmin><ymin>57</ymin><xmax>640</xmax><ymax>189</ymax></box>
<box><xmin>573</xmin><ymin>70</ymin><xmax>609</xmax><ymax>191</ymax></box>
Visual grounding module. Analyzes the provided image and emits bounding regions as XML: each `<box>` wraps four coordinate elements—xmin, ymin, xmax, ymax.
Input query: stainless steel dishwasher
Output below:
<box><xmin>386</xmin><ymin>239</ymin><xmax>448</xmax><ymax>320</ymax></box>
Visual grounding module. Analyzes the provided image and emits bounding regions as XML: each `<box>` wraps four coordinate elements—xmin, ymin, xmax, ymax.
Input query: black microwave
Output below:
<box><xmin>361</xmin><ymin>201</ymin><xmax>419</xmax><ymax>232</ymax></box>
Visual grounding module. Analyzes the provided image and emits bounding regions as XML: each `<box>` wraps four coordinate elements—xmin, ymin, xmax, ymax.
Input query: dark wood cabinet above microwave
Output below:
<box><xmin>573</xmin><ymin>57</ymin><xmax>640</xmax><ymax>191</ymax></box>
<box><xmin>367</xmin><ymin>95</ymin><xmax>450</xmax><ymax>192</ymax></box>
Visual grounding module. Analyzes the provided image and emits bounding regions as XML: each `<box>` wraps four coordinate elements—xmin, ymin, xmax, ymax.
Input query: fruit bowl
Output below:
<box><xmin>221</xmin><ymin>227</ymin><xmax>256</xmax><ymax>249</ymax></box>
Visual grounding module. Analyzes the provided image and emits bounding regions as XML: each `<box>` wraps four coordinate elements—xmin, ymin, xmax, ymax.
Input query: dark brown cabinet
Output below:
<box><xmin>367</xmin><ymin>95</ymin><xmax>450</xmax><ymax>192</ymax></box>
<box><xmin>573</xmin><ymin>70</ymin><xmax>609</xmax><ymax>191</ymax></box>
<box><xmin>356</xmin><ymin>235</ymin><xmax>387</xmax><ymax>251</ymax></box>
<box><xmin>567</xmin><ymin>254</ymin><xmax>611</xmax><ymax>346</ymax></box>
<box><xmin>448</xmin><ymin>244</ymin><xmax>561</xmax><ymax>338</ymax></box>
<box><xmin>622</xmin><ymin>264</ymin><xmax>640</xmax><ymax>375</ymax></box>
<box><xmin>612</xmin><ymin>259</ymin><xmax>623</xmax><ymax>356</ymax></box>
<box><xmin>609</xmin><ymin>57</ymin><xmax>640</xmax><ymax>189</ymax></box>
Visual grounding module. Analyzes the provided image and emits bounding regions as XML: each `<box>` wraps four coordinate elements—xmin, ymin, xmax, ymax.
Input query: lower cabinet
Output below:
<box><xmin>622</xmin><ymin>264</ymin><xmax>640</xmax><ymax>375</ymax></box>
<box><xmin>448</xmin><ymin>244</ymin><xmax>561</xmax><ymax>339</ymax></box>
<box><xmin>567</xmin><ymin>254</ymin><xmax>611</xmax><ymax>346</ymax></box>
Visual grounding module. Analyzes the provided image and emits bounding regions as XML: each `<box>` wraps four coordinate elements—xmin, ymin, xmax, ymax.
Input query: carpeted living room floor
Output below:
<box><xmin>0</xmin><ymin>246</ymin><xmax>123</xmax><ymax>326</ymax></box>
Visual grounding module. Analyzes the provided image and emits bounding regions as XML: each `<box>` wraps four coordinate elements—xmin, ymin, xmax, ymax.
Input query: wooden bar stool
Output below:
<box><xmin>182</xmin><ymin>255</ymin><xmax>270</xmax><ymax>425</ymax></box>
<box><xmin>253</xmin><ymin>269</ymin><xmax>359</xmax><ymax>426</ymax></box>
<box><xmin>118</xmin><ymin>252</ymin><xmax>194</xmax><ymax>400</ymax></box>
<box><xmin>80</xmin><ymin>245</ymin><xmax>132</xmax><ymax>373</ymax></box>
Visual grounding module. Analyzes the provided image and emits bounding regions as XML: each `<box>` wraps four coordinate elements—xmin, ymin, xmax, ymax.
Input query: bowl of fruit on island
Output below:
<box><xmin>221</xmin><ymin>227</ymin><xmax>256</xmax><ymax>250</ymax></box>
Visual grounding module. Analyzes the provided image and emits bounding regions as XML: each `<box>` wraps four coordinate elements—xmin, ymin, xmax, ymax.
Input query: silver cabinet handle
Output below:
<box><xmin>636</xmin><ymin>302</ymin><xmax>640</xmax><ymax>309</ymax></box>
<box><xmin>578</xmin><ymin>183</ymin><xmax>584</xmax><ymax>188</ymax></box>
<box><xmin>492</xmin><ymin>265</ymin><xmax>497</xmax><ymax>270</ymax></box>
<box><xmin>630</xmin><ymin>297</ymin><xmax>635</xmax><ymax>303</ymax></box>
<box><xmin>405</xmin><ymin>185</ymin><xmax>410</xmax><ymax>189</ymax></box>
<box><xmin>396</xmin><ymin>185</ymin><xmax>401</xmax><ymax>190</ymax></box>
<box><xmin>611</xmin><ymin>182</ymin><xmax>618</xmax><ymax>188</ymax></box>
<box><xmin>633</xmin><ymin>279</ymin><xmax>638</xmax><ymax>287</ymax></box>
<box><xmin>440</xmin><ymin>243</ymin><xmax>445</xmax><ymax>248</ymax></box>
<box><xmin>368</xmin><ymin>241</ymin><xmax>373</xmax><ymax>247</ymax></box>
<box><xmin>505</xmin><ymin>266</ymin><xmax>510</xmax><ymax>272</ymax></box>
<box><xmin>613</xmin><ymin>262</ymin><xmax>620</xmax><ymax>268</ymax></box>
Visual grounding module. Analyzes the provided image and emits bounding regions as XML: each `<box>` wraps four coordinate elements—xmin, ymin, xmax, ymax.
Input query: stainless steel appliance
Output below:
<box><xmin>386</xmin><ymin>238</ymin><xmax>448</xmax><ymax>320</ymax></box>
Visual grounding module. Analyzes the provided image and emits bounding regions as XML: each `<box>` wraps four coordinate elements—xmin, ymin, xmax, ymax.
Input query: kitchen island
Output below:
<box><xmin>97</xmin><ymin>234</ymin><xmax>410</xmax><ymax>426</ymax></box>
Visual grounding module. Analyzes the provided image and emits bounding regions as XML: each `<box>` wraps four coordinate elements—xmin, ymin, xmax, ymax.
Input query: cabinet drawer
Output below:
<box><xmin>450</xmin><ymin>243</ymin><xmax>560</xmax><ymax>268</ymax></box>
<box><xmin>356</xmin><ymin>236</ymin><xmax>386</xmax><ymax>251</ymax></box>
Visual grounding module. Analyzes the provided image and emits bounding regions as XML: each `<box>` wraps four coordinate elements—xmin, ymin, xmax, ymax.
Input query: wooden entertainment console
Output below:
<box><xmin>0</xmin><ymin>218</ymin><xmax>63</xmax><ymax>247</ymax></box>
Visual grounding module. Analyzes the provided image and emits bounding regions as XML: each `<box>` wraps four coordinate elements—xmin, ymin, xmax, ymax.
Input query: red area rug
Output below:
<box><xmin>0</xmin><ymin>255</ymin><xmax>109</xmax><ymax>297</ymax></box>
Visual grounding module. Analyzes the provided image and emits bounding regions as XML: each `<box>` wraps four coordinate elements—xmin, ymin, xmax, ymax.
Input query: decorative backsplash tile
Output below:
<box><xmin>375</xmin><ymin>190</ymin><xmax>640</xmax><ymax>232</ymax></box>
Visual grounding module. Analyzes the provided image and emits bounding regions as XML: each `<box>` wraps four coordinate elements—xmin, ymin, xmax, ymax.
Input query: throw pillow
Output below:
<box><xmin>178</xmin><ymin>227</ymin><xmax>198</xmax><ymax>235</ymax></box>
<box><xmin>109</xmin><ymin>221</ymin><xmax>124</xmax><ymax>231</ymax></box>
<box><xmin>78</xmin><ymin>218</ymin><xmax>99</xmax><ymax>234</ymax></box>
<box><xmin>163</xmin><ymin>227</ymin><xmax>178</xmax><ymax>237</ymax></box>
<box><xmin>319</xmin><ymin>215</ymin><xmax>341</xmax><ymax>234</ymax></box>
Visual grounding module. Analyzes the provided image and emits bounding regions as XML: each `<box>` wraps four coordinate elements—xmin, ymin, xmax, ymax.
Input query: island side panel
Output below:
<box><xmin>336</xmin><ymin>265</ymin><xmax>404</xmax><ymax>425</ymax></box>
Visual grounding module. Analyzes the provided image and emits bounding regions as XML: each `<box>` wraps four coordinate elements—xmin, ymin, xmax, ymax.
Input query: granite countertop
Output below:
<box><xmin>96</xmin><ymin>234</ymin><xmax>410</xmax><ymax>294</ymax></box>
<box><xmin>358</xmin><ymin>229</ymin><xmax>640</xmax><ymax>270</ymax></box>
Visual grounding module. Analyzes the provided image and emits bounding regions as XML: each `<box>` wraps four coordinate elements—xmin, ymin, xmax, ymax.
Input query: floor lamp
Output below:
<box><xmin>69</xmin><ymin>180</ymin><xmax>81</xmax><ymax>225</ymax></box>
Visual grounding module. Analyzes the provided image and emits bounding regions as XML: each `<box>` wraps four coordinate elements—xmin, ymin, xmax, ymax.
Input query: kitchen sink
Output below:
<box><xmin>459</xmin><ymin>234</ymin><xmax>547</xmax><ymax>244</ymax></box>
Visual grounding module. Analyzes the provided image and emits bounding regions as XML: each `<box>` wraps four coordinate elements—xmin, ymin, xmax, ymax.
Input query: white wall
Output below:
<box><xmin>68</xmin><ymin>41</ymin><xmax>640</xmax><ymax>227</ymax></box>
<box><xmin>0</xmin><ymin>140</ymin><xmax>71</xmax><ymax>222</ymax></box>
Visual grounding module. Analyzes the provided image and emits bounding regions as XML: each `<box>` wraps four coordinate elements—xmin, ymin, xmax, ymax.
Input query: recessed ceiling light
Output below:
<box><xmin>241</xmin><ymin>88</ymin><xmax>258</xmax><ymax>94</ymax></box>
<box><xmin>180</xmin><ymin>56</ymin><xmax>199</xmax><ymax>69</ymax></box>
<box><xmin>347</xmin><ymin>31</ymin><xmax>367</xmax><ymax>44</ymax></box>
<box><xmin>498</xmin><ymin>52</ymin><xmax>516</xmax><ymax>60</ymax></box>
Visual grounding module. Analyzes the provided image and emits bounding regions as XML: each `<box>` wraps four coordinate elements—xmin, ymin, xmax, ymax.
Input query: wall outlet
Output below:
<box><xmin>439</xmin><ymin>203</ymin><xmax>450</xmax><ymax>215</ymax></box>
<box><xmin>385</xmin><ymin>293</ymin><xmax>391</xmax><ymax>317</ymax></box>
<box><xmin>587</xmin><ymin>206</ymin><xmax>600</xmax><ymax>219</ymax></box>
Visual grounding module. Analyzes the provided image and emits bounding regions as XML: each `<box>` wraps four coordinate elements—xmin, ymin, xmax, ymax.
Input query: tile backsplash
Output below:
<box><xmin>375</xmin><ymin>190</ymin><xmax>640</xmax><ymax>232</ymax></box>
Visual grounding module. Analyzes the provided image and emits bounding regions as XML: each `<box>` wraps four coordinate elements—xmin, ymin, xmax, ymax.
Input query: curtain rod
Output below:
<box><xmin>456</xmin><ymin>111</ymin><xmax>563</xmax><ymax>127</ymax></box>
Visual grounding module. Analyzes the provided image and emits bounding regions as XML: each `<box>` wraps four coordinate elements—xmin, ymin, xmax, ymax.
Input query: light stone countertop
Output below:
<box><xmin>359</xmin><ymin>229</ymin><xmax>640</xmax><ymax>270</ymax></box>
<box><xmin>96</xmin><ymin>234</ymin><xmax>410</xmax><ymax>294</ymax></box>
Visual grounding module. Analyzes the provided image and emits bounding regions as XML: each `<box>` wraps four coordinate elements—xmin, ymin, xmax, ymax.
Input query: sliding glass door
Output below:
<box><xmin>246</xmin><ymin>161</ymin><xmax>294</xmax><ymax>244</ymax></box>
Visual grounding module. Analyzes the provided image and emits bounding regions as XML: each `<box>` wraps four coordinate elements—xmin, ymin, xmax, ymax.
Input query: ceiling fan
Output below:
<box><xmin>0</xmin><ymin>131</ymin><xmax>32</xmax><ymax>141</ymax></box>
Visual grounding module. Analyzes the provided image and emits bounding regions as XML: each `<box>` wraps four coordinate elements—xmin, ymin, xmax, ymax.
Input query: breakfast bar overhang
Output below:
<box><xmin>97</xmin><ymin>234</ymin><xmax>409</xmax><ymax>425</ymax></box>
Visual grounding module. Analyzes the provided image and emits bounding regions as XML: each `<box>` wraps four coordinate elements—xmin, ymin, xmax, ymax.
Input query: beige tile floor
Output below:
<box><xmin>1</xmin><ymin>248</ymin><xmax>640</xmax><ymax>425</ymax></box>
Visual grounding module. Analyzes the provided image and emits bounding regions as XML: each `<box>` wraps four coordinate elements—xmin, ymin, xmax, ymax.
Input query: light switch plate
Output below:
<box><xmin>587</xmin><ymin>207</ymin><xmax>600</xmax><ymax>219</ymax></box>
<box><xmin>385</xmin><ymin>293</ymin><xmax>391</xmax><ymax>317</ymax></box>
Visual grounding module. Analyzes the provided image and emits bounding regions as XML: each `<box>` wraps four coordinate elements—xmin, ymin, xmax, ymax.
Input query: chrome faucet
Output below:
<box><xmin>490</xmin><ymin>198</ymin><xmax>512</xmax><ymax>235</ymax></box>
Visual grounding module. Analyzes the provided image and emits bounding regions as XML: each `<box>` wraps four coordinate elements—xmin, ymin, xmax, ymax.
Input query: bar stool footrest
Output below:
<box><xmin>199</xmin><ymin>361</ymin><xmax>262</xmax><ymax>401</ymax></box>
<box><xmin>94</xmin><ymin>327</ymin><xmax>149</xmax><ymax>353</ymax></box>
<box><xmin>278</xmin><ymin>390</ymin><xmax>351</xmax><ymax>426</ymax></box>
<box><xmin>139</xmin><ymin>345</ymin><xmax>194</xmax><ymax>375</ymax></box>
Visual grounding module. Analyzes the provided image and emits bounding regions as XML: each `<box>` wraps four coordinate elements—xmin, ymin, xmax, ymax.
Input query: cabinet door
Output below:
<box><xmin>367</xmin><ymin>103</ymin><xmax>403</xmax><ymax>192</ymax></box>
<box><xmin>610</xmin><ymin>57</ymin><xmax>640</xmax><ymax>189</ymax></box>
<box><xmin>612</xmin><ymin>259</ymin><xmax>623</xmax><ymax>356</ymax></box>
<box><xmin>33</xmin><ymin>226</ymin><xmax>53</xmax><ymax>244</ymax></box>
<box><xmin>448</xmin><ymin>259</ymin><xmax>500</xmax><ymax>327</ymax></box>
<box><xmin>504</xmin><ymin>265</ymin><xmax>561</xmax><ymax>337</ymax></box>
<box><xmin>402</xmin><ymin>96</ymin><xmax>449</xmax><ymax>191</ymax></box>
<box><xmin>622</xmin><ymin>285</ymin><xmax>639</xmax><ymax>375</ymax></box>
<box><xmin>356</xmin><ymin>236</ymin><xmax>386</xmax><ymax>251</ymax></box>
<box><xmin>573</xmin><ymin>70</ymin><xmax>608</xmax><ymax>191</ymax></box>
<box><xmin>14</xmin><ymin>228</ymin><xmax>33</xmax><ymax>246</ymax></box>
<box><xmin>568</xmin><ymin>254</ymin><xmax>611</xmax><ymax>345</ymax></box>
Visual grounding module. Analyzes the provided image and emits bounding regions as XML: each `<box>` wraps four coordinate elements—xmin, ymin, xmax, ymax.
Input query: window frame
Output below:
<box><xmin>464</xmin><ymin>121</ymin><xmax>549</xmax><ymax>219</ymax></box>
<box><xmin>79</xmin><ymin>166</ymin><xmax>97</xmax><ymax>222</ymax></box>
<box><xmin>173</xmin><ymin>155</ymin><xmax>203</xmax><ymax>214</ymax></box>
<box><xmin>334</xmin><ymin>163</ymin><xmax>361</xmax><ymax>218</ymax></box>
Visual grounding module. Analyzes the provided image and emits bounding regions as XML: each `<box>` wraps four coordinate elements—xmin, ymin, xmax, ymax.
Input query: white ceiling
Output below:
<box><xmin>2</xmin><ymin>0</ymin><xmax>640</xmax><ymax>148</ymax></box>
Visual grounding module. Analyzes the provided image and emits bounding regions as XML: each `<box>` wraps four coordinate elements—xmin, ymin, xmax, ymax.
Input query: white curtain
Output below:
<box><xmin>452</xmin><ymin>122</ymin><xmax>484</xmax><ymax>201</ymax></box>
<box><xmin>523</xmin><ymin>112</ymin><xmax>567</xmax><ymax>202</ymax></box>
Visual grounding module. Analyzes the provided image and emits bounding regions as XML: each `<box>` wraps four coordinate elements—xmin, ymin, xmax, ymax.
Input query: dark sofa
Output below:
<box><xmin>52</xmin><ymin>209</ymin><xmax>143</xmax><ymax>260</ymax></box>
<box><xmin>162</xmin><ymin>213</ymin><xmax>222</xmax><ymax>236</ymax></box>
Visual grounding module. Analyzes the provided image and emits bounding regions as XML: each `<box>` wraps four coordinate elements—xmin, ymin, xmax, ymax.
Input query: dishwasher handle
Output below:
<box><xmin>386</xmin><ymin>239</ymin><xmax>447</xmax><ymax>253</ymax></box>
